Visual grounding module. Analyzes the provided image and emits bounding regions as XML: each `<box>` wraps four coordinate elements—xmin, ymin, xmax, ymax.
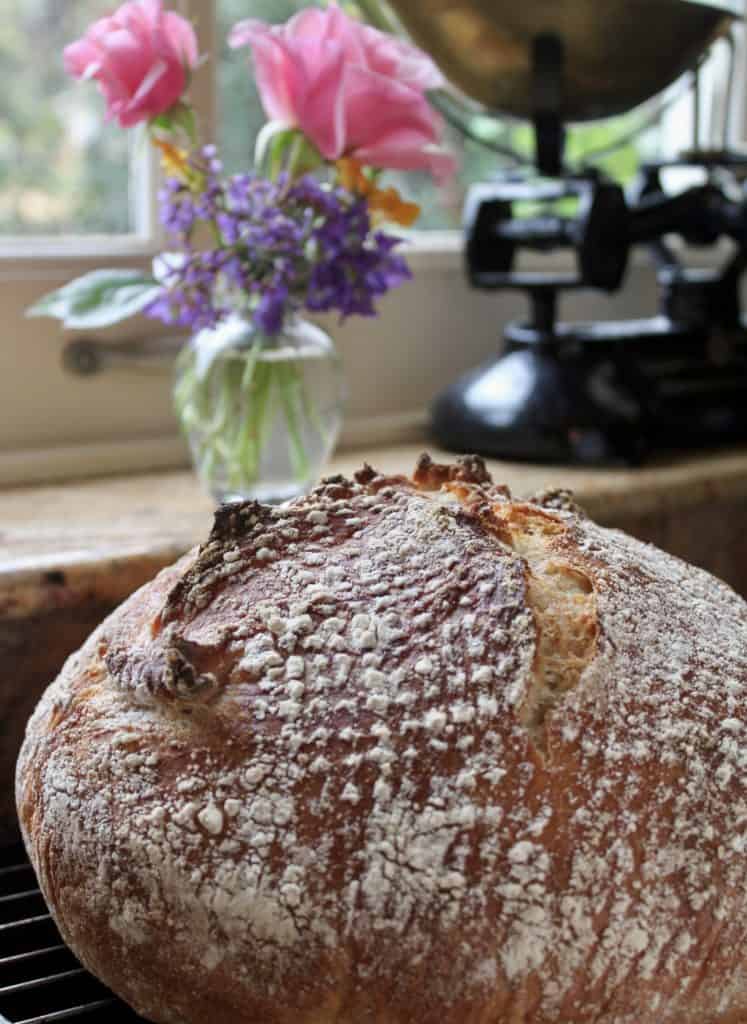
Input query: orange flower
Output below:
<box><xmin>337</xmin><ymin>157</ymin><xmax>370</xmax><ymax>195</ymax></box>
<box><xmin>152</xmin><ymin>138</ymin><xmax>190</xmax><ymax>182</ymax></box>
<box><xmin>336</xmin><ymin>158</ymin><xmax>420</xmax><ymax>228</ymax></box>
<box><xmin>367</xmin><ymin>186</ymin><xmax>421</xmax><ymax>228</ymax></box>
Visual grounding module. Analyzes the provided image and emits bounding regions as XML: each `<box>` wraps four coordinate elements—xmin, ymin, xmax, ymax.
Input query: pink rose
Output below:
<box><xmin>63</xmin><ymin>0</ymin><xmax>199</xmax><ymax>128</ymax></box>
<box><xmin>229</xmin><ymin>6</ymin><xmax>456</xmax><ymax>182</ymax></box>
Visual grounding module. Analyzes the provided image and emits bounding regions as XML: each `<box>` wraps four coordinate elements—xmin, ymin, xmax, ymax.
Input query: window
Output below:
<box><xmin>1</xmin><ymin>0</ymin><xmax>744</xmax><ymax>485</ymax></box>
<box><xmin>1</xmin><ymin>1</ymin><xmax>132</xmax><ymax>235</ymax></box>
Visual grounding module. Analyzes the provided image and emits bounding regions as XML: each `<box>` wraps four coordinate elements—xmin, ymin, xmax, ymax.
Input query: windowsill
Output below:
<box><xmin>3</xmin><ymin>232</ymin><xmax>737</xmax><ymax>487</ymax></box>
<box><xmin>3</xmin><ymin>441</ymin><xmax>747</xmax><ymax>615</ymax></box>
<box><xmin>1</xmin><ymin>231</ymin><xmax>735</xmax><ymax>279</ymax></box>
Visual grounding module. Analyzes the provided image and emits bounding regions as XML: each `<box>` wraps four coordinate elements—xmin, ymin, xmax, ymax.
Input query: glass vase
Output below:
<box><xmin>174</xmin><ymin>314</ymin><xmax>345</xmax><ymax>504</ymax></box>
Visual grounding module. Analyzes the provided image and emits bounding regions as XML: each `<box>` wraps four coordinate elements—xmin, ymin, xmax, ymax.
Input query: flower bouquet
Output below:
<box><xmin>28</xmin><ymin>0</ymin><xmax>454</xmax><ymax>502</ymax></box>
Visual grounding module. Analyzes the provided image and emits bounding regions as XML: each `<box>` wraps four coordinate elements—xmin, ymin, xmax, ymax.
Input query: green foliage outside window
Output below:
<box><xmin>0</xmin><ymin>0</ymin><xmax>131</xmax><ymax>234</ymax></box>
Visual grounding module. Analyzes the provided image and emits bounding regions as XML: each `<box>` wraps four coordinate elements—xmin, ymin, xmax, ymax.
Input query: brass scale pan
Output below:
<box><xmin>375</xmin><ymin>0</ymin><xmax>741</xmax><ymax>121</ymax></box>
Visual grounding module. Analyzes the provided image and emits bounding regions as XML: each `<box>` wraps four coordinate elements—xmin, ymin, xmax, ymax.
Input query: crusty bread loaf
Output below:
<box><xmin>15</xmin><ymin>455</ymin><xmax>747</xmax><ymax>1024</ymax></box>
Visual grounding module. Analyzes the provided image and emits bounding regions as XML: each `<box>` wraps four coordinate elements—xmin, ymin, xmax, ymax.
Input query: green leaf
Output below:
<box><xmin>149</xmin><ymin>113</ymin><xmax>173</xmax><ymax>133</ymax></box>
<box><xmin>255</xmin><ymin>123</ymin><xmax>297</xmax><ymax>179</ymax></box>
<box><xmin>351</xmin><ymin>0</ymin><xmax>397</xmax><ymax>30</ymax></box>
<box><xmin>168</xmin><ymin>102</ymin><xmax>198</xmax><ymax>146</ymax></box>
<box><xmin>259</xmin><ymin>127</ymin><xmax>326</xmax><ymax>182</ymax></box>
<box><xmin>26</xmin><ymin>269</ymin><xmax>162</xmax><ymax>329</ymax></box>
<box><xmin>287</xmin><ymin>134</ymin><xmax>325</xmax><ymax>180</ymax></box>
<box><xmin>149</xmin><ymin>101</ymin><xmax>197</xmax><ymax>145</ymax></box>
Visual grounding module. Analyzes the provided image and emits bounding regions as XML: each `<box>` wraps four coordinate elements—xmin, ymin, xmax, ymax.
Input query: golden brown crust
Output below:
<box><xmin>15</xmin><ymin>455</ymin><xmax>747</xmax><ymax>1024</ymax></box>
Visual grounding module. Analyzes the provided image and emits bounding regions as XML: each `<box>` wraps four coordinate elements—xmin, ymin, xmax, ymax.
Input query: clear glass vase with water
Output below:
<box><xmin>174</xmin><ymin>314</ymin><xmax>345</xmax><ymax>504</ymax></box>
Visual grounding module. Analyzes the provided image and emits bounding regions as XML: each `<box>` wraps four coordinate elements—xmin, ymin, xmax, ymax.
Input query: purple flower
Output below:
<box><xmin>146</xmin><ymin>148</ymin><xmax>412</xmax><ymax>335</ymax></box>
<box><xmin>255</xmin><ymin>286</ymin><xmax>289</xmax><ymax>335</ymax></box>
<box><xmin>158</xmin><ymin>180</ymin><xmax>197</xmax><ymax>235</ymax></box>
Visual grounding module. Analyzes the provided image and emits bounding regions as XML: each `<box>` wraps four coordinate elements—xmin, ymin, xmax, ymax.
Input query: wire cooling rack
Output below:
<box><xmin>0</xmin><ymin>840</ymin><xmax>144</xmax><ymax>1024</ymax></box>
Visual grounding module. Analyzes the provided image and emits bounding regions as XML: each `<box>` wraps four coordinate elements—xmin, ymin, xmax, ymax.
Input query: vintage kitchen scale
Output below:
<box><xmin>363</xmin><ymin>0</ymin><xmax>747</xmax><ymax>464</ymax></box>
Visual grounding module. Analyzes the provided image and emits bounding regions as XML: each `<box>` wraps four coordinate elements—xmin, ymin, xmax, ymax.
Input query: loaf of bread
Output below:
<box><xmin>16</xmin><ymin>455</ymin><xmax>747</xmax><ymax>1024</ymax></box>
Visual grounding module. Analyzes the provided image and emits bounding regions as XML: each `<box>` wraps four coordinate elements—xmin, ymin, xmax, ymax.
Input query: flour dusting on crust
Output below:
<box><xmin>15</xmin><ymin>459</ymin><xmax>747</xmax><ymax>1024</ymax></box>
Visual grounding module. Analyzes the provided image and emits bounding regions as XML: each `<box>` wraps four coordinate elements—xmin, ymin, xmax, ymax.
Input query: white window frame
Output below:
<box><xmin>0</xmin><ymin>0</ymin><xmax>745</xmax><ymax>487</ymax></box>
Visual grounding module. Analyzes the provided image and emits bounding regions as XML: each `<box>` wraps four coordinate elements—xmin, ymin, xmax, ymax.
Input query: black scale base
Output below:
<box><xmin>0</xmin><ymin>840</ymin><xmax>144</xmax><ymax>1024</ymax></box>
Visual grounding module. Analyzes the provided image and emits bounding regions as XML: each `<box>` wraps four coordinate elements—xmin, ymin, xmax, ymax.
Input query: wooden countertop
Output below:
<box><xmin>3</xmin><ymin>443</ymin><xmax>747</xmax><ymax>615</ymax></box>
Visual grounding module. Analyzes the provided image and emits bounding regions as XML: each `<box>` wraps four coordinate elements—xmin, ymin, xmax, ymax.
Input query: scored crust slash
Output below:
<box><xmin>15</xmin><ymin>455</ymin><xmax>747</xmax><ymax>1024</ymax></box>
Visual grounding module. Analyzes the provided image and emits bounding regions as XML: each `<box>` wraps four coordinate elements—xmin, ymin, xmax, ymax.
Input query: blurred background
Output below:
<box><xmin>0</xmin><ymin>0</ymin><xmax>744</xmax><ymax>487</ymax></box>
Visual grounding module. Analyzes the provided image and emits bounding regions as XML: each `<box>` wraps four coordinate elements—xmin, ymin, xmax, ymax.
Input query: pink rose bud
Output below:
<box><xmin>229</xmin><ymin>5</ymin><xmax>456</xmax><ymax>183</ymax></box>
<box><xmin>63</xmin><ymin>0</ymin><xmax>199</xmax><ymax>128</ymax></box>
